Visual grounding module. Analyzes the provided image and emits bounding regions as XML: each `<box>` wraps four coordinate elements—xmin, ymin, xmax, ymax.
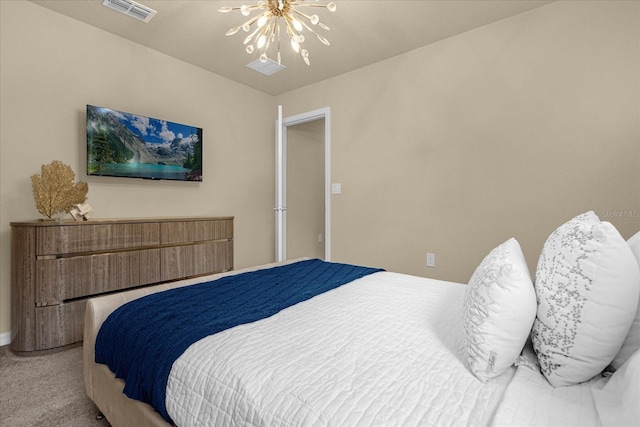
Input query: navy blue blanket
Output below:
<box><xmin>95</xmin><ymin>259</ymin><xmax>383</xmax><ymax>422</ymax></box>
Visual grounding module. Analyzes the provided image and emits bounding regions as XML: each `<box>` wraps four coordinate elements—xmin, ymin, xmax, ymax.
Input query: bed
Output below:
<box><xmin>83</xmin><ymin>212</ymin><xmax>640</xmax><ymax>427</ymax></box>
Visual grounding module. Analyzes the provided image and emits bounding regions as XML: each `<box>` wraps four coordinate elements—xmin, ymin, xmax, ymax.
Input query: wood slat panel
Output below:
<box><xmin>36</xmin><ymin>222</ymin><xmax>160</xmax><ymax>256</ymax></box>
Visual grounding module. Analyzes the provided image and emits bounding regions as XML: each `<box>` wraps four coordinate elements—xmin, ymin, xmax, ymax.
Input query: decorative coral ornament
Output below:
<box><xmin>31</xmin><ymin>160</ymin><xmax>88</xmax><ymax>219</ymax></box>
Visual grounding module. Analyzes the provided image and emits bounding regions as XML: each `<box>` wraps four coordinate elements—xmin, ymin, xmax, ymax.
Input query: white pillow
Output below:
<box><xmin>611</xmin><ymin>231</ymin><xmax>640</xmax><ymax>370</ymax></box>
<box><xmin>592</xmin><ymin>349</ymin><xmax>640</xmax><ymax>427</ymax></box>
<box><xmin>463</xmin><ymin>238</ymin><xmax>537</xmax><ymax>382</ymax></box>
<box><xmin>531</xmin><ymin>212</ymin><xmax>640</xmax><ymax>387</ymax></box>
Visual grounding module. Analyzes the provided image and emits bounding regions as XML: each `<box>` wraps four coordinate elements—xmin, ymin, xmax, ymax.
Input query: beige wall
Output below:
<box><xmin>0</xmin><ymin>0</ymin><xmax>278</xmax><ymax>338</ymax></box>
<box><xmin>1</xmin><ymin>0</ymin><xmax>639</xmax><ymax>340</ymax></box>
<box><xmin>277</xmin><ymin>0</ymin><xmax>640</xmax><ymax>281</ymax></box>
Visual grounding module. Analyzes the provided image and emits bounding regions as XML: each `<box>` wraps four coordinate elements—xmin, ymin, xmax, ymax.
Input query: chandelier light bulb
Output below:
<box><xmin>219</xmin><ymin>0</ymin><xmax>336</xmax><ymax>67</ymax></box>
<box><xmin>257</xmin><ymin>34</ymin><xmax>267</xmax><ymax>49</ymax></box>
<box><xmin>291</xmin><ymin>38</ymin><xmax>300</xmax><ymax>53</ymax></box>
<box><xmin>226</xmin><ymin>26</ymin><xmax>240</xmax><ymax>36</ymax></box>
<box><xmin>316</xmin><ymin>33</ymin><xmax>329</xmax><ymax>46</ymax></box>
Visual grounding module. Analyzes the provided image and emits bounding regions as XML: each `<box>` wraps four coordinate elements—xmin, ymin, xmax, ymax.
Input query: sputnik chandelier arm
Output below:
<box><xmin>219</xmin><ymin>0</ymin><xmax>337</xmax><ymax>66</ymax></box>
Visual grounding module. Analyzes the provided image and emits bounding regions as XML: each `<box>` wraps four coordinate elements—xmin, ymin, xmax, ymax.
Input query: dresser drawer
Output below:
<box><xmin>160</xmin><ymin>219</ymin><xmax>233</xmax><ymax>245</ymax></box>
<box><xmin>35</xmin><ymin>249</ymin><xmax>161</xmax><ymax>303</ymax></box>
<box><xmin>161</xmin><ymin>240</ymin><xmax>233</xmax><ymax>281</ymax></box>
<box><xmin>33</xmin><ymin>300</ymin><xmax>86</xmax><ymax>351</ymax></box>
<box><xmin>36</xmin><ymin>222</ymin><xmax>160</xmax><ymax>256</ymax></box>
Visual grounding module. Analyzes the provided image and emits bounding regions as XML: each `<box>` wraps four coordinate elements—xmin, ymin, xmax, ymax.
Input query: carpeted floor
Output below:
<box><xmin>0</xmin><ymin>344</ymin><xmax>109</xmax><ymax>427</ymax></box>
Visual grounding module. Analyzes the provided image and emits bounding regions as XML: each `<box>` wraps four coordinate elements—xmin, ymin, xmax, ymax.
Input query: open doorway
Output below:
<box><xmin>286</xmin><ymin>119</ymin><xmax>325</xmax><ymax>259</ymax></box>
<box><xmin>275</xmin><ymin>107</ymin><xmax>331</xmax><ymax>262</ymax></box>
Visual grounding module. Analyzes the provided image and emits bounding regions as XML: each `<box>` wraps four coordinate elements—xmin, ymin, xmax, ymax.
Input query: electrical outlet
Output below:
<box><xmin>426</xmin><ymin>253</ymin><xmax>436</xmax><ymax>267</ymax></box>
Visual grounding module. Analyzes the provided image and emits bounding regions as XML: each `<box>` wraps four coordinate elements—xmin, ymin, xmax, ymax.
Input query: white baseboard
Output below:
<box><xmin>0</xmin><ymin>331</ymin><xmax>11</xmax><ymax>347</ymax></box>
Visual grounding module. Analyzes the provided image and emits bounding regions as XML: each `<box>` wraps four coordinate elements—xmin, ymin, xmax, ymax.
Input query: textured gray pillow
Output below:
<box><xmin>532</xmin><ymin>212</ymin><xmax>640</xmax><ymax>387</ymax></box>
<box><xmin>463</xmin><ymin>238</ymin><xmax>536</xmax><ymax>382</ymax></box>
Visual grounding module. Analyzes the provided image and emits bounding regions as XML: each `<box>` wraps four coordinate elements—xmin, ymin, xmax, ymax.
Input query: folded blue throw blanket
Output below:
<box><xmin>95</xmin><ymin>258</ymin><xmax>383</xmax><ymax>422</ymax></box>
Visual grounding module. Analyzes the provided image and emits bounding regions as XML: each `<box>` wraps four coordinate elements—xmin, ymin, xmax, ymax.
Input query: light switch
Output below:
<box><xmin>331</xmin><ymin>183</ymin><xmax>342</xmax><ymax>194</ymax></box>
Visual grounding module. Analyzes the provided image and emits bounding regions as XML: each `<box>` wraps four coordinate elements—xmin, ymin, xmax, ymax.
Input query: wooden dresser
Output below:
<box><xmin>10</xmin><ymin>216</ymin><xmax>233</xmax><ymax>354</ymax></box>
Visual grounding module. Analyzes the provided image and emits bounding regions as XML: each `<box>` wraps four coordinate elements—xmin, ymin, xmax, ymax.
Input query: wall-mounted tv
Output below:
<box><xmin>86</xmin><ymin>105</ymin><xmax>203</xmax><ymax>181</ymax></box>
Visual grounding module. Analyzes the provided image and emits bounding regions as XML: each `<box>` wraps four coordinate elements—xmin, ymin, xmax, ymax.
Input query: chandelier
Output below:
<box><xmin>218</xmin><ymin>0</ymin><xmax>337</xmax><ymax>66</ymax></box>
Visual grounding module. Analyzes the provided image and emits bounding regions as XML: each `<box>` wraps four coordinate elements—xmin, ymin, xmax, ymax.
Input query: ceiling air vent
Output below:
<box><xmin>246</xmin><ymin>58</ymin><xmax>286</xmax><ymax>76</ymax></box>
<box><xmin>102</xmin><ymin>0</ymin><xmax>157</xmax><ymax>23</ymax></box>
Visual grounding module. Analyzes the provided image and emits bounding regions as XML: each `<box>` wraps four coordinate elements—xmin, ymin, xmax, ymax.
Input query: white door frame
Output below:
<box><xmin>275</xmin><ymin>106</ymin><xmax>331</xmax><ymax>262</ymax></box>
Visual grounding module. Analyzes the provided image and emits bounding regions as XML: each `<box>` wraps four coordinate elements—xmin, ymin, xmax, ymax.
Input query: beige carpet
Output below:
<box><xmin>0</xmin><ymin>345</ymin><xmax>109</xmax><ymax>427</ymax></box>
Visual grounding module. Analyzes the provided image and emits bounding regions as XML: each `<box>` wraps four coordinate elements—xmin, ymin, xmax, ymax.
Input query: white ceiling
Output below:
<box><xmin>29</xmin><ymin>0</ymin><xmax>553</xmax><ymax>96</ymax></box>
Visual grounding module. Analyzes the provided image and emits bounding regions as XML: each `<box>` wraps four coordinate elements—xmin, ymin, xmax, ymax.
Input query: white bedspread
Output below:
<box><xmin>165</xmin><ymin>271</ymin><xmax>608</xmax><ymax>427</ymax></box>
<box><xmin>166</xmin><ymin>272</ymin><xmax>515</xmax><ymax>426</ymax></box>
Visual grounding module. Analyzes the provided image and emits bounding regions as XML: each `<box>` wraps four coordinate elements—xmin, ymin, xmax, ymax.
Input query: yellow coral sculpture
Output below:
<box><xmin>31</xmin><ymin>161</ymin><xmax>89</xmax><ymax>219</ymax></box>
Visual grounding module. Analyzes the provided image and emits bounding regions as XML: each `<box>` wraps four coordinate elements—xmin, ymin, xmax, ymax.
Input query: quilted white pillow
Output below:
<box><xmin>463</xmin><ymin>238</ymin><xmax>537</xmax><ymax>382</ymax></box>
<box><xmin>531</xmin><ymin>212</ymin><xmax>640</xmax><ymax>387</ymax></box>
<box><xmin>611</xmin><ymin>231</ymin><xmax>640</xmax><ymax>370</ymax></box>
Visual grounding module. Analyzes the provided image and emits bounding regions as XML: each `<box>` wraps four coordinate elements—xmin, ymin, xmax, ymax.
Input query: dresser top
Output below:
<box><xmin>11</xmin><ymin>216</ymin><xmax>234</xmax><ymax>227</ymax></box>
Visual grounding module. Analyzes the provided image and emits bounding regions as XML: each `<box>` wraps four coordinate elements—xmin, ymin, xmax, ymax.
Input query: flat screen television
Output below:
<box><xmin>86</xmin><ymin>105</ymin><xmax>203</xmax><ymax>181</ymax></box>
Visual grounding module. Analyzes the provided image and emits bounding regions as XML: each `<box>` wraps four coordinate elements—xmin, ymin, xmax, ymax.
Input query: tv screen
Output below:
<box><xmin>86</xmin><ymin>105</ymin><xmax>203</xmax><ymax>181</ymax></box>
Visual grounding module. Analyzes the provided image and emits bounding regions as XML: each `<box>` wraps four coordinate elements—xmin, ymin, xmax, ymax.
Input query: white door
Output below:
<box><xmin>275</xmin><ymin>106</ymin><xmax>331</xmax><ymax>262</ymax></box>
